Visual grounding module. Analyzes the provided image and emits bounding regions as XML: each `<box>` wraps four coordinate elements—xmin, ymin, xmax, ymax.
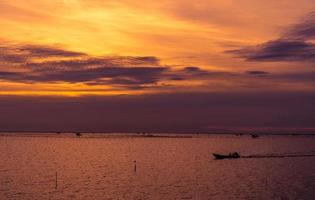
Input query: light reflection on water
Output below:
<box><xmin>0</xmin><ymin>134</ymin><xmax>315</xmax><ymax>200</ymax></box>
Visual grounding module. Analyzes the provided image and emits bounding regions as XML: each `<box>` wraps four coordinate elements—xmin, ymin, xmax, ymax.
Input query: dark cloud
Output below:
<box><xmin>0</xmin><ymin>64</ymin><xmax>235</xmax><ymax>89</ymax></box>
<box><xmin>286</xmin><ymin>12</ymin><xmax>315</xmax><ymax>40</ymax></box>
<box><xmin>1</xmin><ymin>40</ymin><xmax>314</xmax><ymax>90</ymax></box>
<box><xmin>128</xmin><ymin>56</ymin><xmax>159</xmax><ymax>65</ymax></box>
<box><xmin>183</xmin><ymin>66</ymin><xmax>201</xmax><ymax>72</ymax></box>
<box><xmin>244</xmin><ymin>70</ymin><xmax>315</xmax><ymax>83</ymax></box>
<box><xmin>19</xmin><ymin>45</ymin><xmax>87</xmax><ymax>58</ymax></box>
<box><xmin>166</xmin><ymin>66</ymin><xmax>232</xmax><ymax>81</ymax></box>
<box><xmin>0</xmin><ymin>43</ymin><xmax>86</xmax><ymax>64</ymax></box>
<box><xmin>0</xmin><ymin>53</ymin><xmax>27</xmax><ymax>64</ymax></box>
<box><xmin>0</xmin><ymin>41</ymin><xmax>238</xmax><ymax>89</ymax></box>
<box><xmin>0</xmin><ymin>71</ymin><xmax>20</xmax><ymax>79</ymax></box>
<box><xmin>227</xmin><ymin>12</ymin><xmax>315</xmax><ymax>62</ymax></box>
<box><xmin>228</xmin><ymin>40</ymin><xmax>315</xmax><ymax>62</ymax></box>
<box><xmin>35</xmin><ymin>66</ymin><xmax>168</xmax><ymax>84</ymax></box>
<box><xmin>273</xmin><ymin>72</ymin><xmax>315</xmax><ymax>82</ymax></box>
<box><xmin>0</xmin><ymin>41</ymin><xmax>168</xmax><ymax>88</ymax></box>
<box><xmin>0</xmin><ymin>91</ymin><xmax>314</xmax><ymax>133</ymax></box>
<box><xmin>181</xmin><ymin>66</ymin><xmax>215</xmax><ymax>76</ymax></box>
<box><xmin>26</xmin><ymin>56</ymin><xmax>160</xmax><ymax>72</ymax></box>
<box><xmin>0</xmin><ymin>66</ymin><xmax>168</xmax><ymax>86</ymax></box>
<box><xmin>246</xmin><ymin>71</ymin><xmax>270</xmax><ymax>76</ymax></box>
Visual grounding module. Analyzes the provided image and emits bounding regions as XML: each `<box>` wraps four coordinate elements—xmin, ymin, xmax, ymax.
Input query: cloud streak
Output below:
<box><xmin>286</xmin><ymin>12</ymin><xmax>315</xmax><ymax>40</ymax></box>
<box><xmin>1</xmin><ymin>40</ymin><xmax>315</xmax><ymax>93</ymax></box>
<box><xmin>228</xmin><ymin>40</ymin><xmax>315</xmax><ymax>62</ymax></box>
<box><xmin>227</xmin><ymin>12</ymin><xmax>315</xmax><ymax>62</ymax></box>
<box><xmin>20</xmin><ymin>45</ymin><xmax>87</xmax><ymax>58</ymax></box>
<box><xmin>1</xmin><ymin>41</ymin><xmax>234</xmax><ymax>89</ymax></box>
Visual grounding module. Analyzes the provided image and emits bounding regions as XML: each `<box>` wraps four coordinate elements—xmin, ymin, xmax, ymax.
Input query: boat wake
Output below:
<box><xmin>241</xmin><ymin>154</ymin><xmax>315</xmax><ymax>159</ymax></box>
<box><xmin>213</xmin><ymin>152</ymin><xmax>315</xmax><ymax>160</ymax></box>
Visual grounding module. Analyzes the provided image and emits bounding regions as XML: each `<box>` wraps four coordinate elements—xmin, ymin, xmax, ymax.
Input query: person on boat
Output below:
<box><xmin>232</xmin><ymin>152</ymin><xmax>240</xmax><ymax>158</ymax></box>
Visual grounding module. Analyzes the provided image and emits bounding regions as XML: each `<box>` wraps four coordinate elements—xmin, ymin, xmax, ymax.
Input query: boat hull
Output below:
<box><xmin>213</xmin><ymin>153</ymin><xmax>240</xmax><ymax>160</ymax></box>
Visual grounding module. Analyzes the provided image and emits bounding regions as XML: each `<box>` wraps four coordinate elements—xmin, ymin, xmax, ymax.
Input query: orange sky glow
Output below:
<box><xmin>1</xmin><ymin>0</ymin><xmax>315</xmax><ymax>96</ymax></box>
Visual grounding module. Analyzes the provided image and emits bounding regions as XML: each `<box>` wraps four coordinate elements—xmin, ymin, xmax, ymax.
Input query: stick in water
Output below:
<box><xmin>55</xmin><ymin>172</ymin><xmax>58</xmax><ymax>189</ymax></box>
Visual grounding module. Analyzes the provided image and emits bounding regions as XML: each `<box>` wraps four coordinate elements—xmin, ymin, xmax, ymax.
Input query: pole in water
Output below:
<box><xmin>55</xmin><ymin>172</ymin><xmax>58</xmax><ymax>189</ymax></box>
<box><xmin>134</xmin><ymin>160</ymin><xmax>137</xmax><ymax>172</ymax></box>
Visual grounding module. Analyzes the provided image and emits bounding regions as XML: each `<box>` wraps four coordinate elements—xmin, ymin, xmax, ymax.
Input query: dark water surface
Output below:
<box><xmin>0</xmin><ymin>133</ymin><xmax>314</xmax><ymax>200</ymax></box>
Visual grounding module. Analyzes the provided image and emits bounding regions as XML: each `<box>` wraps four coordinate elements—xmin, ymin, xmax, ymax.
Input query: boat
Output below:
<box><xmin>213</xmin><ymin>152</ymin><xmax>240</xmax><ymax>160</ymax></box>
<box><xmin>75</xmin><ymin>132</ymin><xmax>82</xmax><ymax>137</ymax></box>
<box><xmin>251</xmin><ymin>134</ymin><xmax>259</xmax><ymax>138</ymax></box>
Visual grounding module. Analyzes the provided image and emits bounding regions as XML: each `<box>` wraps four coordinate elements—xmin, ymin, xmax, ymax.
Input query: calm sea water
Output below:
<box><xmin>0</xmin><ymin>133</ymin><xmax>315</xmax><ymax>200</ymax></box>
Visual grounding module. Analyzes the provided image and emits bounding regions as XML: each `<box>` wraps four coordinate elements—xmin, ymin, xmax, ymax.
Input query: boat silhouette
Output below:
<box><xmin>251</xmin><ymin>134</ymin><xmax>259</xmax><ymax>138</ymax></box>
<box><xmin>213</xmin><ymin>152</ymin><xmax>240</xmax><ymax>160</ymax></box>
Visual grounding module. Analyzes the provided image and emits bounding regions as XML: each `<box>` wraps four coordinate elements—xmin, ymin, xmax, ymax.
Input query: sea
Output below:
<box><xmin>0</xmin><ymin>133</ymin><xmax>314</xmax><ymax>200</ymax></box>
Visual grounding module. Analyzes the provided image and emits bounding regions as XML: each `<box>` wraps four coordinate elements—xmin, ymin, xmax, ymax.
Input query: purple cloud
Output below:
<box><xmin>227</xmin><ymin>12</ymin><xmax>315</xmax><ymax>62</ymax></box>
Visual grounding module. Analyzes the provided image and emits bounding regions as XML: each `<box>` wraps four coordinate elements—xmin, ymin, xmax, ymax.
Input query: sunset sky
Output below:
<box><xmin>1</xmin><ymin>0</ymin><xmax>315</xmax><ymax>132</ymax></box>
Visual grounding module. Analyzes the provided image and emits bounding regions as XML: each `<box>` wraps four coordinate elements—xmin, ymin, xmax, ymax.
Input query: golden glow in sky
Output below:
<box><xmin>1</xmin><ymin>0</ymin><xmax>315</xmax><ymax>96</ymax></box>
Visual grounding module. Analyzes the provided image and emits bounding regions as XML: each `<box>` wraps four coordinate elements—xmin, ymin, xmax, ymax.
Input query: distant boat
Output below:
<box><xmin>251</xmin><ymin>134</ymin><xmax>259</xmax><ymax>138</ymax></box>
<box><xmin>213</xmin><ymin>152</ymin><xmax>240</xmax><ymax>160</ymax></box>
<box><xmin>75</xmin><ymin>132</ymin><xmax>82</xmax><ymax>137</ymax></box>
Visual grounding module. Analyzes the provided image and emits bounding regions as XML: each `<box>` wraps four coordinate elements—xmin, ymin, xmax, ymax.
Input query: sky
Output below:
<box><xmin>0</xmin><ymin>0</ymin><xmax>315</xmax><ymax>132</ymax></box>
